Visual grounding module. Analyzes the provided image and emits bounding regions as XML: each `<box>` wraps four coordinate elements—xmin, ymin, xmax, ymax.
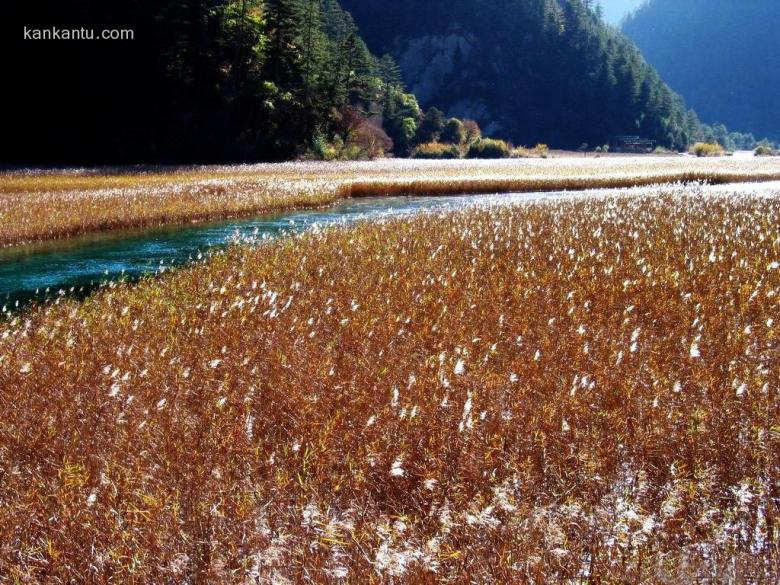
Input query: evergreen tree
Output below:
<box><xmin>264</xmin><ymin>0</ymin><xmax>304</xmax><ymax>87</ymax></box>
<box><xmin>624</xmin><ymin>0</ymin><xmax>780</xmax><ymax>141</ymax></box>
<box><xmin>377</xmin><ymin>55</ymin><xmax>403</xmax><ymax>89</ymax></box>
<box><xmin>416</xmin><ymin>107</ymin><xmax>447</xmax><ymax>143</ymax></box>
<box><xmin>300</xmin><ymin>0</ymin><xmax>326</xmax><ymax>92</ymax></box>
<box><xmin>341</xmin><ymin>0</ymin><xmax>707</xmax><ymax>150</ymax></box>
<box><xmin>8</xmin><ymin>0</ymin><xmax>418</xmax><ymax>163</ymax></box>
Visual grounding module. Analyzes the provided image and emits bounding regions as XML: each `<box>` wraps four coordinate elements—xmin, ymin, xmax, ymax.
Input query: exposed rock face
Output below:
<box><xmin>341</xmin><ymin>0</ymin><xmax>698</xmax><ymax>150</ymax></box>
<box><xmin>393</xmin><ymin>31</ymin><xmax>503</xmax><ymax>135</ymax></box>
<box><xmin>397</xmin><ymin>33</ymin><xmax>473</xmax><ymax>104</ymax></box>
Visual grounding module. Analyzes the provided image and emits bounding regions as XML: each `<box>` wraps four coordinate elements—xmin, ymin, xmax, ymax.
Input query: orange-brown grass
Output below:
<box><xmin>3</xmin><ymin>157</ymin><xmax>780</xmax><ymax>246</ymax></box>
<box><xmin>1</xmin><ymin>185</ymin><xmax>779</xmax><ymax>582</ymax></box>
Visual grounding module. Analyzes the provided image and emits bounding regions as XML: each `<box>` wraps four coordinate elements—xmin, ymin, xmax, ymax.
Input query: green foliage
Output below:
<box><xmin>412</xmin><ymin>142</ymin><xmax>462</xmax><ymax>159</ymax></box>
<box><xmin>754</xmin><ymin>145</ymin><xmax>779</xmax><ymax>157</ymax></box>
<box><xmin>227</xmin><ymin>0</ymin><xmax>409</xmax><ymax>160</ymax></box>
<box><xmin>467</xmin><ymin>138</ymin><xmax>511</xmax><ymax>159</ymax></box>
<box><xmin>310</xmin><ymin>133</ymin><xmax>339</xmax><ymax>160</ymax></box>
<box><xmin>695</xmin><ymin>122</ymin><xmax>761</xmax><ymax>152</ymax></box>
<box><xmin>341</xmin><ymin>0</ymin><xmax>706</xmax><ymax>150</ymax></box>
<box><xmin>10</xmin><ymin>0</ymin><xmax>416</xmax><ymax>163</ymax></box>
<box><xmin>383</xmin><ymin>88</ymin><xmax>422</xmax><ymax>155</ymax></box>
<box><xmin>441</xmin><ymin>118</ymin><xmax>467</xmax><ymax>145</ymax></box>
<box><xmin>401</xmin><ymin>118</ymin><xmax>419</xmax><ymax>142</ymax></box>
<box><xmin>624</xmin><ymin>0</ymin><xmax>780</xmax><ymax>142</ymax></box>
<box><xmin>416</xmin><ymin>107</ymin><xmax>447</xmax><ymax>144</ymax></box>
<box><xmin>376</xmin><ymin>54</ymin><xmax>403</xmax><ymax>88</ymax></box>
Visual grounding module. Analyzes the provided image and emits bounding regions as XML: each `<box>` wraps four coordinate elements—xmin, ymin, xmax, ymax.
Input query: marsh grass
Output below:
<box><xmin>3</xmin><ymin>157</ymin><xmax>780</xmax><ymax>246</ymax></box>
<box><xmin>1</xmin><ymin>184</ymin><xmax>779</xmax><ymax>582</ymax></box>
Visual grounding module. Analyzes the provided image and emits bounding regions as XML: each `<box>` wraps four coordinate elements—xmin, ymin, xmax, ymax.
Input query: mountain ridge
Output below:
<box><xmin>341</xmin><ymin>0</ymin><xmax>700</xmax><ymax>150</ymax></box>
<box><xmin>623</xmin><ymin>0</ymin><xmax>780</xmax><ymax>141</ymax></box>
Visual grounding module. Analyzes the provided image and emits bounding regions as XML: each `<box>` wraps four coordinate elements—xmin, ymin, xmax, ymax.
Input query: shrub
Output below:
<box><xmin>383</xmin><ymin>88</ymin><xmax>421</xmax><ymax>156</ymax></box>
<box><xmin>510</xmin><ymin>147</ymin><xmax>532</xmax><ymax>158</ymax></box>
<box><xmin>416</xmin><ymin>107</ymin><xmax>446</xmax><ymax>143</ymax></box>
<box><xmin>467</xmin><ymin>138</ymin><xmax>511</xmax><ymax>159</ymax></box>
<box><xmin>310</xmin><ymin>134</ymin><xmax>338</xmax><ymax>161</ymax></box>
<box><xmin>510</xmin><ymin>144</ymin><xmax>549</xmax><ymax>159</ymax></box>
<box><xmin>754</xmin><ymin>145</ymin><xmax>779</xmax><ymax>156</ymax></box>
<box><xmin>348</xmin><ymin>121</ymin><xmax>393</xmax><ymax>159</ymax></box>
<box><xmin>691</xmin><ymin>142</ymin><xmax>725</xmax><ymax>157</ymax></box>
<box><xmin>412</xmin><ymin>142</ymin><xmax>461</xmax><ymax>159</ymax></box>
<box><xmin>331</xmin><ymin>106</ymin><xmax>393</xmax><ymax>160</ymax></box>
<box><xmin>441</xmin><ymin>118</ymin><xmax>467</xmax><ymax>145</ymax></box>
<box><xmin>401</xmin><ymin>118</ymin><xmax>418</xmax><ymax>143</ymax></box>
<box><xmin>463</xmin><ymin>119</ymin><xmax>482</xmax><ymax>144</ymax></box>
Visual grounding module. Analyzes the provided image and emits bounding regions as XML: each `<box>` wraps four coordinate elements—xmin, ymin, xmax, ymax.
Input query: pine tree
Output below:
<box><xmin>377</xmin><ymin>55</ymin><xmax>403</xmax><ymax>89</ymax></box>
<box><xmin>341</xmin><ymin>0</ymin><xmax>705</xmax><ymax>150</ymax></box>
<box><xmin>264</xmin><ymin>0</ymin><xmax>304</xmax><ymax>87</ymax></box>
<box><xmin>300</xmin><ymin>0</ymin><xmax>326</xmax><ymax>92</ymax></box>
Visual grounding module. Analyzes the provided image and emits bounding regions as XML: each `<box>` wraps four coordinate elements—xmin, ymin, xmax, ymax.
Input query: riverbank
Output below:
<box><xmin>2</xmin><ymin>183</ymin><xmax>778</xmax><ymax>581</ymax></box>
<box><xmin>3</xmin><ymin>156</ymin><xmax>780</xmax><ymax>247</ymax></box>
<box><xmin>0</xmin><ymin>192</ymin><xmax>541</xmax><ymax>310</ymax></box>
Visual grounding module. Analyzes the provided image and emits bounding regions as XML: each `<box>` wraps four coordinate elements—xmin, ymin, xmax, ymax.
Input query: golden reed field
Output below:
<box><xmin>3</xmin><ymin>156</ymin><xmax>780</xmax><ymax>246</ymax></box>
<box><xmin>1</xmin><ymin>182</ymin><xmax>778</xmax><ymax>582</ymax></box>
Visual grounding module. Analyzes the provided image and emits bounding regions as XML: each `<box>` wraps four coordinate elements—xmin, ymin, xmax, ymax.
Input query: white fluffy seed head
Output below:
<box><xmin>690</xmin><ymin>338</ymin><xmax>701</xmax><ymax>359</ymax></box>
<box><xmin>390</xmin><ymin>459</ymin><xmax>405</xmax><ymax>477</ymax></box>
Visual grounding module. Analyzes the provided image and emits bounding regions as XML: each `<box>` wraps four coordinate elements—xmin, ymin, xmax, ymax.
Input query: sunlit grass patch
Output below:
<box><xmin>2</xmin><ymin>156</ymin><xmax>780</xmax><ymax>246</ymax></box>
<box><xmin>0</xmin><ymin>183</ymin><xmax>779</xmax><ymax>581</ymax></box>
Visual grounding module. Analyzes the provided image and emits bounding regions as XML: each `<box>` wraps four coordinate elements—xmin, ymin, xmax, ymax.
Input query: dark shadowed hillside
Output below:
<box><xmin>341</xmin><ymin>0</ymin><xmax>699</xmax><ymax>149</ymax></box>
<box><xmin>7</xmin><ymin>0</ymin><xmax>408</xmax><ymax>164</ymax></box>
<box><xmin>623</xmin><ymin>0</ymin><xmax>780</xmax><ymax>141</ymax></box>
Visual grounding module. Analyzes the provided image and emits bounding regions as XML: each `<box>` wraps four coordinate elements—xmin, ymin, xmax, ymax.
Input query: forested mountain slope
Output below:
<box><xmin>623</xmin><ymin>0</ymin><xmax>780</xmax><ymax>142</ymax></box>
<box><xmin>341</xmin><ymin>0</ymin><xmax>699</xmax><ymax>149</ymax></box>
<box><xmin>7</xmin><ymin>0</ymin><xmax>412</xmax><ymax>164</ymax></box>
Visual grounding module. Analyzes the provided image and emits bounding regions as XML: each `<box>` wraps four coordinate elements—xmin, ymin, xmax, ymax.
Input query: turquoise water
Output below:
<box><xmin>0</xmin><ymin>193</ymin><xmax>556</xmax><ymax>311</ymax></box>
